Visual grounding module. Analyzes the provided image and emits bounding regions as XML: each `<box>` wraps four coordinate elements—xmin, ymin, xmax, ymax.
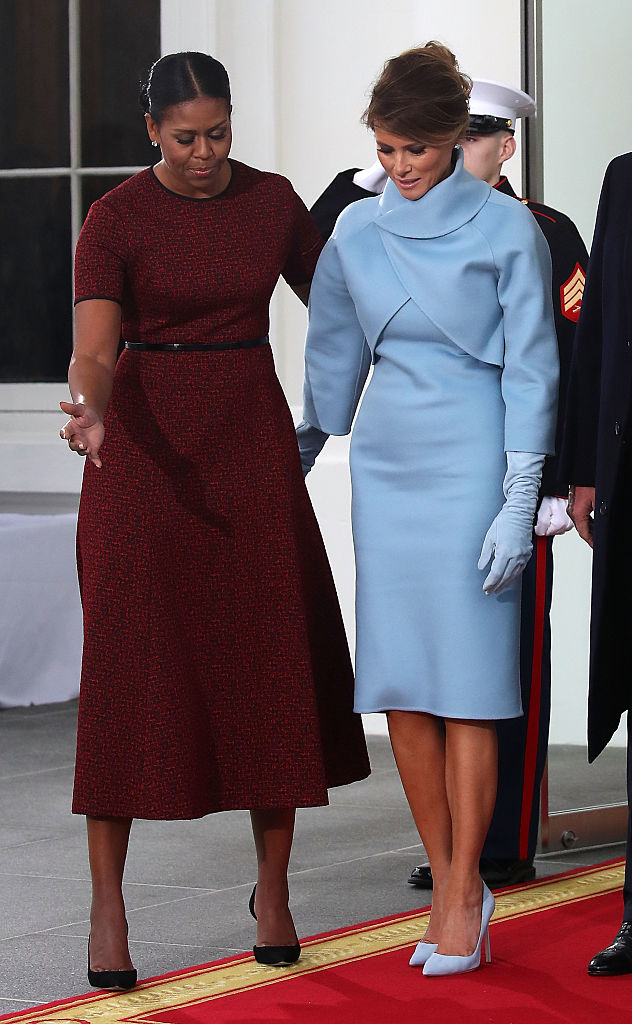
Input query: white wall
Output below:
<box><xmin>540</xmin><ymin>0</ymin><xmax>632</xmax><ymax>247</ymax></box>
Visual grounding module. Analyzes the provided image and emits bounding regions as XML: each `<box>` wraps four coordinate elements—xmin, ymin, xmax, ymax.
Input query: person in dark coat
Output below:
<box><xmin>310</xmin><ymin>79</ymin><xmax>588</xmax><ymax>890</ymax></box>
<box><xmin>561</xmin><ymin>152</ymin><xmax>632</xmax><ymax>976</ymax></box>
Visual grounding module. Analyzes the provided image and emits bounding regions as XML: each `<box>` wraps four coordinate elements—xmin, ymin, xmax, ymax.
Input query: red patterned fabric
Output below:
<box><xmin>72</xmin><ymin>162</ymin><xmax>369</xmax><ymax>819</ymax></box>
<box><xmin>74</xmin><ymin>162</ymin><xmax>323</xmax><ymax>346</ymax></box>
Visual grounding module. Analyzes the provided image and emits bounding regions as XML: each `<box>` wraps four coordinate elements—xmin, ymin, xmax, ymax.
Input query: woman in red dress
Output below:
<box><xmin>60</xmin><ymin>51</ymin><xmax>369</xmax><ymax>990</ymax></box>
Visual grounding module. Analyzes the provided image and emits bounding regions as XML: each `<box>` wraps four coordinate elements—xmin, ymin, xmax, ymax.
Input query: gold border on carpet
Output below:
<box><xmin>4</xmin><ymin>861</ymin><xmax>624</xmax><ymax>1024</ymax></box>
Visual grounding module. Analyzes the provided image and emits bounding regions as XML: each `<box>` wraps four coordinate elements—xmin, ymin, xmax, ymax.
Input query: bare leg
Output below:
<box><xmin>438</xmin><ymin>718</ymin><xmax>497</xmax><ymax>956</ymax></box>
<box><xmin>87</xmin><ymin>815</ymin><xmax>134</xmax><ymax>971</ymax></box>
<box><xmin>250</xmin><ymin>808</ymin><xmax>297</xmax><ymax>947</ymax></box>
<box><xmin>387</xmin><ymin>711</ymin><xmax>452</xmax><ymax>943</ymax></box>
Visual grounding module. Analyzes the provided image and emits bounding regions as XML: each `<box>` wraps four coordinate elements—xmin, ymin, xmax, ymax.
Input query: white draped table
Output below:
<box><xmin>0</xmin><ymin>513</ymin><xmax>82</xmax><ymax>707</ymax></box>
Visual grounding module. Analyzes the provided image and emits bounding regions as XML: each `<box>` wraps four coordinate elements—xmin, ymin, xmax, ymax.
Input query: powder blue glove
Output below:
<box><xmin>296</xmin><ymin>420</ymin><xmax>329</xmax><ymax>477</ymax></box>
<box><xmin>478</xmin><ymin>451</ymin><xmax>546</xmax><ymax>595</ymax></box>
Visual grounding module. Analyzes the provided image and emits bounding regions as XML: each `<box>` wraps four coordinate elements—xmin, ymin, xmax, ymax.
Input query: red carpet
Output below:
<box><xmin>3</xmin><ymin>860</ymin><xmax>630</xmax><ymax>1024</ymax></box>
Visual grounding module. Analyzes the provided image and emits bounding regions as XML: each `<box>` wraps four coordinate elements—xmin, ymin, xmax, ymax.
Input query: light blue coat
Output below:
<box><xmin>303</xmin><ymin>150</ymin><xmax>559</xmax><ymax>718</ymax></box>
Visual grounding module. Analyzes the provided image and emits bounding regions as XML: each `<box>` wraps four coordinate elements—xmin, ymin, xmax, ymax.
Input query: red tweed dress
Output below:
<box><xmin>72</xmin><ymin>161</ymin><xmax>370</xmax><ymax>819</ymax></box>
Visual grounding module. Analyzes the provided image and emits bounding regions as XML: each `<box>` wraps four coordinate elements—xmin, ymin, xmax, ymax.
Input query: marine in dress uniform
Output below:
<box><xmin>309</xmin><ymin>80</ymin><xmax>588</xmax><ymax>889</ymax></box>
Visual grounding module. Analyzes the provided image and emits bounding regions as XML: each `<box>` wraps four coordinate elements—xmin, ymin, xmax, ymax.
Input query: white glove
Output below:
<box><xmin>534</xmin><ymin>496</ymin><xmax>574</xmax><ymax>537</ymax></box>
<box><xmin>478</xmin><ymin>451</ymin><xmax>546</xmax><ymax>595</ymax></box>
<box><xmin>352</xmin><ymin>160</ymin><xmax>388</xmax><ymax>194</ymax></box>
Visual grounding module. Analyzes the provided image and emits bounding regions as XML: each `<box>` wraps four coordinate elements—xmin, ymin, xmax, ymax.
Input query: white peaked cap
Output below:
<box><xmin>469</xmin><ymin>79</ymin><xmax>536</xmax><ymax>126</ymax></box>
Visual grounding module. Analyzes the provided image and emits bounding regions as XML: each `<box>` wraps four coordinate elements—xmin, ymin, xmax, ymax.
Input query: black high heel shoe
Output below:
<box><xmin>249</xmin><ymin>884</ymin><xmax>301</xmax><ymax>966</ymax></box>
<box><xmin>87</xmin><ymin>922</ymin><xmax>137</xmax><ymax>991</ymax></box>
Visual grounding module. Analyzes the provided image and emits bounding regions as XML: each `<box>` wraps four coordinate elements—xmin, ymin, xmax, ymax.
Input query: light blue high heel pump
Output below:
<box><xmin>409</xmin><ymin>940</ymin><xmax>438</xmax><ymax>967</ymax></box>
<box><xmin>422</xmin><ymin>883</ymin><xmax>495</xmax><ymax>977</ymax></box>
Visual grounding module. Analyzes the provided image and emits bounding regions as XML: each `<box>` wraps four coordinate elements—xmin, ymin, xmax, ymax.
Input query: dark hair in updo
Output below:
<box><xmin>139</xmin><ymin>52</ymin><xmax>231</xmax><ymax>125</ymax></box>
<box><xmin>363</xmin><ymin>42</ymin><xmax>471</xmax><ymax>145</ymax></box>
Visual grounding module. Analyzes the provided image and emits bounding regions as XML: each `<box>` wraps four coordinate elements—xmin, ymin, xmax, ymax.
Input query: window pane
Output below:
<box><xmin>80</xmin><ymin>0</ymin><xmax>160</xmax><ymax>168</ymax></box>
<box><xmin>0</xmin><ymin>179</ymin><xmax>72</xmax><ymax>382</ymax></box>
<box><xmin>0</xmin><ymin>1</ymin><xmax>69</xmax><ymax>169</ymax></box>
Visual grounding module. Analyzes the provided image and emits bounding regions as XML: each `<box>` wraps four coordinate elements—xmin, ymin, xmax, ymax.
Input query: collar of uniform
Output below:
<box><xmin>376</xmin><ymin>148</ymin><xmax>491</xmax><ymax>239</ymax></box>
<box><xmin>335</xmin><ymin>168</ymin><xmax>377</xmax><ymax>198</ymax></box>
<box><xmin>494</xmin><ymin>176</ymin><xmax>518</xmax><ymax>199</ymax></box>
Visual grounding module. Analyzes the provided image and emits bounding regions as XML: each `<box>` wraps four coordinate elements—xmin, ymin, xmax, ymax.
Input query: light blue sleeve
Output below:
<box><xmin>494</xmin><ymin>209</ymin><xmax>559</xmax><ymax>454</ymax></box>
<box><xmin>302</xmin><ymin>236</ymin><xmax>372</xmax><ymax>435</ymax></box>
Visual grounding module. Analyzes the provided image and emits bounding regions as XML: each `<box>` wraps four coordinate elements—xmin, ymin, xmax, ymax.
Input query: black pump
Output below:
<box><xmin>249</xmin><ymin>884</ymin><xmax>301</xmax><ymax>966</ymax></box>
<box><xmin>87</xmin><ymin>926</ymin><xmax>137</xmax><ymax>991</ymax></box>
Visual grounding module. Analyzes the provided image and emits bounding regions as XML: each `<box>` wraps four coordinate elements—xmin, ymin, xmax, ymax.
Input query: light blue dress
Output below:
<box><xmin>303</xmin><ymin>150</ymin><xmax>559</xmax><ymax>720</ymax></box>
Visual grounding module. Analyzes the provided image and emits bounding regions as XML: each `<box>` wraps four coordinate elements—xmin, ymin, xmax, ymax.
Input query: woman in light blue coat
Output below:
<box><xmin>298</xmin><ymin>43</ymin><xmax>558</xmax><ymax>977</ymax></box>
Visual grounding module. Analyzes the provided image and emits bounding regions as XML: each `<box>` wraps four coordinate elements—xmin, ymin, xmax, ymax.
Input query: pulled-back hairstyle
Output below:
<box><xmin>363</xmin><ymin>42</ymin><xmax>471</xmax><ymax>145</ymax></box>
<box><xmin>140</xmin><ymin>52</ymin><xmax>231</xmax><ymax>124</ymax></box>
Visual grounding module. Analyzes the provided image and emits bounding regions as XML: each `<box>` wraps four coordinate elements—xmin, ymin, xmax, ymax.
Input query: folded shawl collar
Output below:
<box><xmin>376</xmin><ymin>147</ymin><xmax>492</xmax><ymax>238</ymax></box>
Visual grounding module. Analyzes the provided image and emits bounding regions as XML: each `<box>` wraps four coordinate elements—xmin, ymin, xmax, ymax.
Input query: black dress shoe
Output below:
<box><xmin>407</xmin><ymin>863</ymin><xmax>434</xmax><ymax>889</ymax></box>
<box><xmin>479</xmin><ymin>858</ymin><xmax>536</xmax><ymax>886</ymax></box>
<box><xmin>588</xmin><ymin>923</ymin><xmax>632</xmax><ymax>976</ymax></box>
<box><xmin>249</xmin><ymin>885</ymin><xmax>300</xmax><ymax>966</ymax></box>
<box><xmin>407</xmin><ymin>857</ymin><xmax>536</xmax><ymax>890</ymax></box>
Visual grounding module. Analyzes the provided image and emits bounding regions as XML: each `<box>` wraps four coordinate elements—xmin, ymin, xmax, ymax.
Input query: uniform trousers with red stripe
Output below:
<box><xmin>624</xmin><ymin>714</ymin><xmax>632</xmax><ymax>921</ymax></box>
<box><xmin>482</xmin><ymin>534</ymin><xmax>553</xmax><ymax>862</ymax></box>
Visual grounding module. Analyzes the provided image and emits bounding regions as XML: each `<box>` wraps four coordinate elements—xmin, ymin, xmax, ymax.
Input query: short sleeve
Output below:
<box><xmin>74</xmin><ymin>198</ymin><xmax>128</xmax><ymax>305</ymax></box>
<box><xmin>281</xmin><ymin>188</ymin><xmax>324</xmax><ymax>286</ymax></box>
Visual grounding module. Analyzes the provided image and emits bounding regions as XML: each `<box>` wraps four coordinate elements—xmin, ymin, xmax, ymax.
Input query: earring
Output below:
<box><xmin>152</xmin><ymin>140</ymin><xmax>158</xmax><ymax>148</ymax></box>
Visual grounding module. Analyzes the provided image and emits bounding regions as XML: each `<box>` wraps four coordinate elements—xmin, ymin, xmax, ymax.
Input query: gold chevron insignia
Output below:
<box><xmin>560</xmin><ymin>262</ymin><xmax>586</xmax><ymax>322</ymax></box>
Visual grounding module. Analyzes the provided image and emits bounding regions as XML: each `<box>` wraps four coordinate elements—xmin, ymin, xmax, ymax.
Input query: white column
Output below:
<box><xmin>409</xmin><ymin>1</ymin><xmax>525</xmax><ymax>194</ymax></box>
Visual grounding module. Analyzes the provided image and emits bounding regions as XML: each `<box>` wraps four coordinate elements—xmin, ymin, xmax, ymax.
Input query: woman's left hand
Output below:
<box><xmin>478</xmin><ymin>451</ymin><xmax>545</xmax><ymax>595</ymax></box>
<box><xmin>478</xmin><ymin>508</ymin><xmax>533</xmax><ymax>595</ymax></box>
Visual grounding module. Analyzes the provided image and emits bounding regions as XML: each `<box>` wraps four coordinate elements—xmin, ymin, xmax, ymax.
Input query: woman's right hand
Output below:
<box><xmin>295</xmin><ymin>420</ymin><xmax>329</xmax><ymax>476</ymax></box>
<box><xmin>59</xmin><ymin>401</ymin><xmax>105</xmax><ymax>469</ymax></box>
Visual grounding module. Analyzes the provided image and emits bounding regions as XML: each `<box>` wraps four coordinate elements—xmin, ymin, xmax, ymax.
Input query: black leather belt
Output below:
<box><xmin>124</xmin><ymin>336</ymin><xmax>269</xmax><ymax>352</ymax></box>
